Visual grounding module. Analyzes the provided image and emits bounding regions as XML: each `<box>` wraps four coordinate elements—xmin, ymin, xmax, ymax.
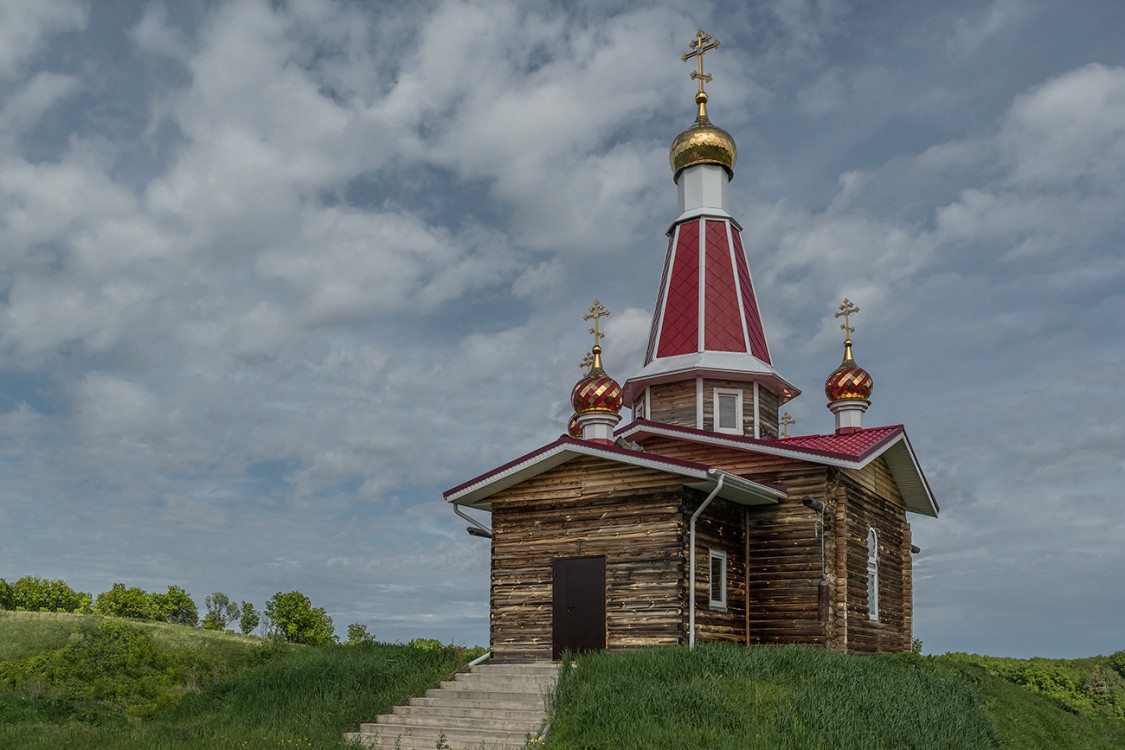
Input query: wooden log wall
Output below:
<box><xmin>487</xmin><ymin>455</ymin><xmax>688</xmax><ymax>662</ymax></box>
<box><xmin>639</xmin><ymin>435</ymin><xmax>836</xmax><ymax>647</ymax></box>
<box><xmin>757</xmin><ymin>388</ymin><xmax>780</xmax><ymax>439</ymax></box>
<box><xmin>648</xmin><ymin>380</ymin><xmax>698</xmax><ymax>428</ymax></box>
<box><xmin>684</xmin><ymin>491</ymin><xmax>747</xmax><ymax>644</ymax></box>
<box><xmin>832</xmin><ymin>463</ymin><xmax>911</xmax><ymax>654</ymax></box>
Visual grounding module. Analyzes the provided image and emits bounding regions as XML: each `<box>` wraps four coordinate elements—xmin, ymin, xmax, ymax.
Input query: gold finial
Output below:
<box><xmin>584</xmin><ymin>300</ymin><xmax>611</xmax><ymax>347</ymax></box>
<box><xmin>580</xmin><ymin>352</ymin><xmax>594</xmax><ymax>373</ymax></box>
<box><xmin>780</xmin><ymin>412</ymin><xmax>796</xmax><ymax>438</ymax></box>
<box><xmin>834</xmin><ymin>298</ymin><xmax>860</xmax><ymax>362</ymax></box>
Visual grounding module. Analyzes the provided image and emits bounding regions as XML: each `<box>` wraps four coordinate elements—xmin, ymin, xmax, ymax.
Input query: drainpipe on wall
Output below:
<box><xmin>688</xmin><ymin>470</ymin><xmax>725</xmax><ymax>649</ymax></box>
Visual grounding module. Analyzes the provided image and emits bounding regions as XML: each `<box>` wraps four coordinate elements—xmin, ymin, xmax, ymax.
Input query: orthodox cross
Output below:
<box><xmin>835</xmin><ymin>298</ymin><xmax>860</xmax><ymax>340</ymax></box>
<box><xmin>584</xmin><ymin>300</ymin><xmax>611</xmax><ymax>346</ymax></box>
<box><xmin>579</xmin><ymin>352</ymin><xmax>594</xmax><ymax>372</ymax></box>
<box><xmin>682</xmin><ymin>29</ymin><xmax>720</xmax><ymax>95</ymax></box>
<box><xmin>780</xmin><ymin>412</ymin><xmax>796</xmax><ymax>439</ymax></box>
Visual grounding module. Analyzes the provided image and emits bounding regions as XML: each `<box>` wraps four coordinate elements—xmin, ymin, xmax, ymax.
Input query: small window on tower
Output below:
<box><xmin>709</xmin><ymin>549</ymin><xmax>727</xmax><ymax>609</ymax></box>
<box><xmin>713</xmin><ymin>388</ymin><xmax>742</xmax><ymax>434</ymax></box>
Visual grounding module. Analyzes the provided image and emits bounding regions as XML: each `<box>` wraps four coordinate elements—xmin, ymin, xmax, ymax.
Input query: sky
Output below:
<box><xmin>0</xmin><ymin>0</ymin><xmax>1122</xmax><ymax>659</ymax></box>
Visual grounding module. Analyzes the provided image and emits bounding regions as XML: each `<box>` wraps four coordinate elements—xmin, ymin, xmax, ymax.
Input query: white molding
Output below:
<box><xmin>753</xmin><ymin>381</ymin><xmax>760</xmax><ymax>439</ymax></box>
<box><xmin>651</xmin><ymin>223</ymin><xmax>680</xmax><ymax>359</ymax></box>
<box><xmin>867</xmin><ymin>527</ymin><xmax>880</xmax><ymax>622</ymax></box>
<box><xmin>708</xmin><ymin>548</ymin><xmax>728</xmax><ymax>609</ymax></box>
<box><xmin>725</xmin><ymin>219</ymin><xmax>751</xmax><ymax>353</ymax></box>
<box><xmin>695</xmin><ymin>376</ymin><xmax>704</xmax><ymax>429</ymax></box>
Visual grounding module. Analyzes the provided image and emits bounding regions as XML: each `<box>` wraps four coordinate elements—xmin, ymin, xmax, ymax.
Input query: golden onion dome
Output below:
<box><xmin>669</xmin><ymin>91</ymin><xmax>737</xmax><ymax>180</ymax></box>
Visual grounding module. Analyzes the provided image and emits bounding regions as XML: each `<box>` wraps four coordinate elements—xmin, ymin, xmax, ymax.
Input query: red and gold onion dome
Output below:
<box><xmin>571</xmin><ymin>345</ymin><xmax>624</xmax><ymax>416</ymax></box>
<box><xmin>825</xmin><ymin>337</ymin><xmax>874</xmax><ymax>402</ymax></box>
<box><xmin>567</xmin><ymin>413</ymin><xmax>581</xmax><ymax>438</ymax></box>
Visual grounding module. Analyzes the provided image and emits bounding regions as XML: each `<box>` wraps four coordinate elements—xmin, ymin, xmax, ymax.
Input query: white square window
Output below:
<box><xmin>709</xmin><ymin>549</ymin><xmax>727</xmax><ymax>609</ymax></box>
<box><xmin>713</xmin><ymin>388</ymin><xmax>743</xmax><ymax>435</ymax></box>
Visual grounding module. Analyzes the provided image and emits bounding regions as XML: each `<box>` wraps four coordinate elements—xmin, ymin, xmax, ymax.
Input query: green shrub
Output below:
<box><xmin>264</xmin><ymin>592</ymin><xmax>335</xmax><ymax>646</ymax></box>
<box><xmin>94</xmin><ymin>584</ymin><xmax>154</xmax><ymax>620</ymax></box>
<box><xmin>7</xmin><ymin>576</ymin><xmax>90</xmax><ymax>613</ymax></box>
<box><xmin>150</xmin><ymin>586</ymin><xmax>198</xmax><ymax>627</ymax></box>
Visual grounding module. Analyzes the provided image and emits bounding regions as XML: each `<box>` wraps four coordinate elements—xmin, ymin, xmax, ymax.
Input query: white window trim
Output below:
<box><xmin>708</xmin><ymin>548</ymin><xmax>727</xmax><ymax>610</ymax></box>
<box><xmin>867</xmin><ymin>528</ymin><xmax>880</xmax><ymax>622</ymax></box>
<box><xmin>713</xmin><ymin>388</ymin><xmax>743</xmax><ymax>435</ymax></box>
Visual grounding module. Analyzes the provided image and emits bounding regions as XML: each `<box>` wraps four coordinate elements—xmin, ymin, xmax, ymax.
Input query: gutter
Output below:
<box><xmin>453</xmin><ymin>503</ymin><xmax>493</xmax><ymax>538</ymax></box>
<box><xmin>688</xmin><ymin>469</ymin><xmax>725</xmax><ymax>648</ymax></box>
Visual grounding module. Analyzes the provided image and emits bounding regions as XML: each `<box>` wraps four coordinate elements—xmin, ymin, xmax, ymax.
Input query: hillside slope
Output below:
<box><xmin>549</xmin><ymin>645</ymin><xmax>1125</xmax><ymax>750</ymax></box>
<box><xmin>0</xmin><ymin>611</ymin><xmax>463</xmax><ymax>749</ymax></box>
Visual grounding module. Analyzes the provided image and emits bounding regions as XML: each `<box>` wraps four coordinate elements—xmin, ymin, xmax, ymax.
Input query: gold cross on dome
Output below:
<box><xmin>780</xmin><ymin>412</ymin><xmax>796</xmax><ymax>438</ymax></box>
<box><xmin>580</xmin><ymin>352</ymin><xmax>594</xmax><ymax>372</ymax></box>
<box><xmin>835</xmin><ymin>298</ymin><xmax>860</xmax><ymax>340</ymax></box>
<box><xmin>682</xmin><ymin>29</ymin><xmax>720</xmax><ymax>94</ymax></box>
<box><xmin>584</xmin><ymin>300</ymin><xmax>611</xmax><ymax>346</ymax></box>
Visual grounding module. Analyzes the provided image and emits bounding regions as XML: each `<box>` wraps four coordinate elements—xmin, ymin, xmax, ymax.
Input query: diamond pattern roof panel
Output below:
<box><xmin>732</xmin><ymin>229</ymin><xmax>771</xmax><ymax>364</ymax></box>
<box><xmin>644</xmin><ymin>234</ymin><xmax>675</xmax><ymax>365</ymax></box>
<box><xmin>656</xmin><ymin>219</ymin><xmax>700</xmax><ymax>358</ymax></box>
<box><xmin>704</xmin><ymin>220</ymin><xmax>746</xmax><ymax>352</ymax></box>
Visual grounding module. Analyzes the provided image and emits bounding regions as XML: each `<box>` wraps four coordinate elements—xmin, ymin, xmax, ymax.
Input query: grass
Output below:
<box><xmin>0</xmin><ymin>611</ymin><xmax>466</xmax><ymax>749</ymax></box>
<box><xmin>547</xmin><ymin>645</ymin><xmax>1125</xmax><ymax>750</ymax></box>
<box><xmin>5</xmin><ymin>611</ymin><xmax>1123</xmax><ymax>749</ymax></box>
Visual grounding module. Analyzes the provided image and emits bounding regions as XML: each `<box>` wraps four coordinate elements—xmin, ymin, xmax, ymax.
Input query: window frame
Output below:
<box><xmin>712</xmin><ymin>388</ymin><xmax>743</xmax><ymax>435</ymax></box>
<box><xmin>708</xmin><ymin>548</ymin><xmax>728</xmax><ymax>610</ymax></box>
<box><xmin>867</xmin><ymin>527</ymin><xmax>880</xmax><ymax>622</ymax></box>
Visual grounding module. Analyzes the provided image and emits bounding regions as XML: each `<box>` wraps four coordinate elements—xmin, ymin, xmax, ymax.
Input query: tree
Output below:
<box><xmin>239</xmin><ymin>601</ymin><xmax>260</xmax><ymax>635</ymax></box>
<box><xmin>7</xmin><ymin>576</ymin><xmax>89</xmax><ymax>613</ymax></box>
<box><xmin>264</xmin><ymin>591</ymin><xmax>336</xmax><ymax>645</ymax></box>
<box><xmin>346</xmin><ymin>623</ymin><xmax>375</xmax><ymax>645</ymax></box>
<box><xmin>202</xmin><ymin>592</ymin><xmax>240</xmax><ymax>631</ymax></box>
<box><xmin>94</xmin><ymin>583</ymin><xmax>153</xmax><ymax>620</ymax></box>
<box><xmin>151</xmin><ymin>586</ymin><xmax>198</xmax><ymax>626</ymax></box>
<box><xmin>0</xmin><ymin>579</ymin><xmax>12</xmax><ymax>610</ymax></box>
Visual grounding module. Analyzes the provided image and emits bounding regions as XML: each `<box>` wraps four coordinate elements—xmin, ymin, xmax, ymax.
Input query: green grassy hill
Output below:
<box><xmin>0</xmin><ymin>611</ymin><xmax>465</xmax><ymax>749</ymax></box>
<box><xmin>3</xmin><ymin>612</ymin><xmax>1123</xmax><ymax>749</ymax></box>
<box><xmin>548</xmin><ymin>645</ymin><xmax>1125</xmax><ymax>750</ymax></box>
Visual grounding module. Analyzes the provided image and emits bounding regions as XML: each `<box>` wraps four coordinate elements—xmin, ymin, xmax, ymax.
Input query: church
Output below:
<box><xmin>444</xmin><ymin>31</ymin><xmax>938</xmax><ymax>662</ymax></box>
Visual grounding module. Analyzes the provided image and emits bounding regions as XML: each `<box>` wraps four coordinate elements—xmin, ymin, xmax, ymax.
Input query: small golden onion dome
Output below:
<box><xmin>571</xmin><ymin>346</ymin><xmax>624</xmax><ymax>415</ymax></box>
<box><xmin>669</xmin><ymin>91</ymin><xmax>737</xmax><ymax>180</ymax></box>
<box><xmin>824</xmin><ymin>340</ymin><xmax>874</xmax><ymax>401</ymax></box>
<box><xmin>567</xmin><ymin>413</ymin><xmax>581</xmax><ymax>438</ymax></box>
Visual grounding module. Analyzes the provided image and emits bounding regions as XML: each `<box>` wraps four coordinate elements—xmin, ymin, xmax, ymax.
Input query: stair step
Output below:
<box><xmin>393</xmin><ymin>704</ymin><xmax>545</xmax><ymax>721</ymax></box>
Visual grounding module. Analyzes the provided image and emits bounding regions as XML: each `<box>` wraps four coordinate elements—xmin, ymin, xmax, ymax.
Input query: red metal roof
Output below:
<box><xmin>769</xmin><ymin>424</ymin><xmax>903</xmax><ymax>461</ymax></box>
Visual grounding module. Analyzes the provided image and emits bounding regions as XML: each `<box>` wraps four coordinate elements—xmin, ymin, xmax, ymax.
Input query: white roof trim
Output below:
<box><xmin>446</xmin><ymin>439</ymin><xmax>785</xmax><ymax>510</ymax></box>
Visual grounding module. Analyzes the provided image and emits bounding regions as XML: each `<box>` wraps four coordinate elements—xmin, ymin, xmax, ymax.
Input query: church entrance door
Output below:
<box><xmin>552</xmin><ymin>556</ymin><xmax>606</xmax><ymax>660</ymax></box>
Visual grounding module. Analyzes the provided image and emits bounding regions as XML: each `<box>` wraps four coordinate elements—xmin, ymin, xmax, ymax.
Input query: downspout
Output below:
<box><xmin>453</xmin><ymin>503</ymin><xmax>492</xmax><ymax>537</ymax></box>
<box><xmin>688</xmin><ymin>470</ymin><xmax>725</xmax><ymax>648</ymax></box>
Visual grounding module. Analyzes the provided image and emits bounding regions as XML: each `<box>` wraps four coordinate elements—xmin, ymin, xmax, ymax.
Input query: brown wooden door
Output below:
<box><xmin>552</xmin><ymin>556</ymin><xmax>606</xmax><ymax>660</ymax></box>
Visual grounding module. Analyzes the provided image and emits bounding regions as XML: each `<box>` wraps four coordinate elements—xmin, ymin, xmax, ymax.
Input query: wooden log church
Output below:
<box><xmin>445</xmin><ymin>31</ymin><xmax>938</xmax><ymax>661</ymax></box>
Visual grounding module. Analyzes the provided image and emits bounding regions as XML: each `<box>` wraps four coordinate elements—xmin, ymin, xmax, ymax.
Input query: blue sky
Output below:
<box><xmin>1</xmin><ymin>0</ymin><xmax>1122</xmax><ymax>658</ymax></box>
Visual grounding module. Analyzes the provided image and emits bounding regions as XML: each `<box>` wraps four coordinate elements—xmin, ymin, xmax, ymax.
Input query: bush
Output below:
<box><xmin>7</xmin><ymin>576</ymin><xmax>90</xmax><ymax>613</ymax></box>
<box><xmin>264</xmin><ymin>592</ymin><xmax>336</xmax><ymax>646</ymax></box>
<box><xmin>94</xmin><ymin>583</ymin><xmax>153</xmax><ymax>620</ymax></box>
<box><xmin>346</xmin><ymin>623</ymin><xmax>376</xmax><ymax>645</ymax></box>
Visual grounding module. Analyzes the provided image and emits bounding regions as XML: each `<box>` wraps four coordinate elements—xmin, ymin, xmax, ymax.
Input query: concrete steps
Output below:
<box><xmin>345</xmin><ymin>661</ymin><xmax>558</xmax><ymax>750</ymax></box>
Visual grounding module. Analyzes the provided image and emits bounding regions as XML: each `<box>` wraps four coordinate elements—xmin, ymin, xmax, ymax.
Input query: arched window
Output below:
<box><xmin>867</xmin><ymin>528</ymin><xmax>879</xmax><ymax>622</ymax></box>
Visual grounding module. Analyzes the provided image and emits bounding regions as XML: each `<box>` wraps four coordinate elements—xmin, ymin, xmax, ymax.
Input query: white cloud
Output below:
<box><xmin>0</xmin><ymin>0</ymin><xmax>87</xmax><ymax>79</ymax></box>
